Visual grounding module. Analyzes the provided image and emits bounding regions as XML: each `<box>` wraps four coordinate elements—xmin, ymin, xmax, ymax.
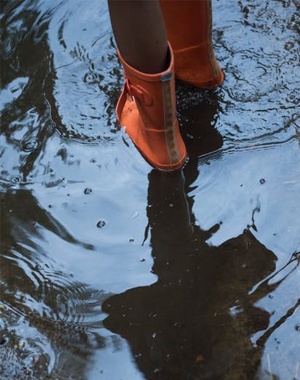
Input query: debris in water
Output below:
<box><xmin>195</xmin><ymin>354</ymin><xmax>205</xmax><ymax>363</ymax></box>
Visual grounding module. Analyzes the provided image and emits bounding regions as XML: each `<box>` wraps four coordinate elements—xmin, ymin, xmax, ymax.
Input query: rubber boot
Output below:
<box><xmin>160</xmin><ymin>0</ymin><xmax>224</xmax><ymax>89</ymax></box>
<box><xmin>116</xmin><ymin>44</ymin><xmax>187</xmax><ymax>171</ymax></box>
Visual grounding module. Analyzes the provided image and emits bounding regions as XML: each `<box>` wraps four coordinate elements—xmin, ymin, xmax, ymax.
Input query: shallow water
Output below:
<box><xmin>0</xmin><ymin>0</ymin><xmax>300</xmax><ymax>379</ymax></box>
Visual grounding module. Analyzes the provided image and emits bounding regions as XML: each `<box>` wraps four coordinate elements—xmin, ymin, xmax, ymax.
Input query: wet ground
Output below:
<box><xmin>0</xmin><ymin>0</ymin><xmax>300</xmax><ymax>379</ymax></box>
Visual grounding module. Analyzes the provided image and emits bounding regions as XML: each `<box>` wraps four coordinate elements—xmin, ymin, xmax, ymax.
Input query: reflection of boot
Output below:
<box><xmin>116</xmin><ymin>45</ymin><xmax>187</xmax><ymax>171</ymax></box>
<box><xmin>180</xmin><ymin>94</ymin><xmax>223</xmax><ymax>160</ymax></box>
<box><xmin>160</xmin><ymin>0</ymin><xmax>224</xmax><ymax>88</ymax></box>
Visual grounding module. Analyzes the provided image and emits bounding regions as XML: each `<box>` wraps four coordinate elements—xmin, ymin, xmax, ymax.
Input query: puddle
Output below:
<box><xmin>1</xmin><ymin>0</ymin><xmax>300</xmax><ymax>379</ymax></box>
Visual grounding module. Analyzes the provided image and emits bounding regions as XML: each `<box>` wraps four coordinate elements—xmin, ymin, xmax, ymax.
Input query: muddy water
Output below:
<box><xmin>0</xmin><ymin>0</ymin><xmax>300</xmax><ymax>379</ymax></box>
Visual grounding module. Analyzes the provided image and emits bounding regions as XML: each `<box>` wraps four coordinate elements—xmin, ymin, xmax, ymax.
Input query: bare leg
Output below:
<box><xmin>108</xmin><ymin>0</ymin><xmax>168</xmax><ymax>74</ymax></box>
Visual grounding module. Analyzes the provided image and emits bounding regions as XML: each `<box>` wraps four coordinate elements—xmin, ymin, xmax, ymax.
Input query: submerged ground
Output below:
<box><xmin>1</xmin><ymin>0</ymin><xmax>300</xmax><ymax>379</ymax></box>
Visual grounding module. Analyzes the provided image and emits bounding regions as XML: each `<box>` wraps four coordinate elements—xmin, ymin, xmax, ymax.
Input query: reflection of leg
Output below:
<box><xmin>147</xmin><ymin>170</ymin><xmax>193</xmax><ymax>244</ymax></box>
<box><xmin>160</xmin><ymin>0</ymin><xmax>224</xmax><ymax>88</ymax></box>
<box><xmin>108</xmin><ymin>0</ymin><xmax>187</xmax><ymax>170</ymax></box>
<box><xmin>103</xmin><ymin>169</ymin><xmax>278</xmax><ymax>380</ymax></box>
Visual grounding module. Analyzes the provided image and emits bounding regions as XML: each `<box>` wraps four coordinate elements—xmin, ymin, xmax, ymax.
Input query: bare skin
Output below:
<box><xmin>108</xmin><ymin>0</ymin><xmax>169</xmax><ymax>74</ymax></box>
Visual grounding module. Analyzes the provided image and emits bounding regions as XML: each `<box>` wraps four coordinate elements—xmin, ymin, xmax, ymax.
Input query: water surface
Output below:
<box><xmin>1</xmin><ymin>0</ymin><xmax>300</xmax><ymax>379</ymax></box>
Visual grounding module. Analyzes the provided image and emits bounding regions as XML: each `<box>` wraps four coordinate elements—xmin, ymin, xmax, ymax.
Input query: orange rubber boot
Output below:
<box><xmin>160</xmin><ymin>0</ymin><xmax>224</xmax><ymax>89</ymax></box>
<box><xmin>116</xmin><ymin>45</ymin><xmax>187</xmax><ymax>171</ymax></box>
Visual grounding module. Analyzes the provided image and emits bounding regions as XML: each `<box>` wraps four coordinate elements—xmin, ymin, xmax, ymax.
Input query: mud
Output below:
<box><xmin>1</xmin><ymin>0</ymin><xmax>300</xmax><ymax>379</ymax></box>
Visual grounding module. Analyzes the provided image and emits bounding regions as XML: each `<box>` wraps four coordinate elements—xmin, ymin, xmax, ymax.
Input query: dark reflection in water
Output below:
<box><xmin>103</xmin><ymin>167</ymin><xmax>277</xmax><ymax>380</ymax></box>
<box><xmin>1</xmin><ymin>189</ymin><xmax>94</xmax><ymax>250</ymax></box>
<box><xmin>1</xmin><ymin>0</ymin><xmax>59</xmax><ymax>185</ymax></box>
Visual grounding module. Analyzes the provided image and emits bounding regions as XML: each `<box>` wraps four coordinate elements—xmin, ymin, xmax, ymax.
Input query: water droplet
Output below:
<box><xmin>129</xmin><ymin>238</ymin><xmax>134</xmax><ymax>242</ymax></box>
<box><xmin>140</xmin><ymin>258</ymin><xmax>145</xmax><ymax>262</ymax></box>
<box><xmin>56</xmin><ymin>147</ymin><xmax>67</xmax><ymax>160</ymax></box>
<box><xmin>84</xmin><ymin>188</ymin><xmax>92</xmax><ymax>194</ymax></box>
<box><xmin>260</xmin><ymin>178</ymin><xmax>266</xmax><ymax>184</ymax></box>
<box><xmin>97</xmin><ymin>220</ymin><xmax>106</xmax><ymax>228</ymax></box>
<box><xmin>131</xmin><ymin>211</ymin><xmax>139</xmax><ymax>219</ymax></box>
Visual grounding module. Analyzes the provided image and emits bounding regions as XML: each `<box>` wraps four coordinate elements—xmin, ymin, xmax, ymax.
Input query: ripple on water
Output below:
<box><xmin>48</xmin><ymin>0</ymin><xmax>121</xmax><ymax>142</ymax></box>
<box><xmin>0</xmin><ymin>198</ymin><xmax>109</xmax><ymax>377</ymax></box>
<box><xmin>210</xmin><ymin>0</ymin><xmax>300</xmax><ymax>147</ymax></box>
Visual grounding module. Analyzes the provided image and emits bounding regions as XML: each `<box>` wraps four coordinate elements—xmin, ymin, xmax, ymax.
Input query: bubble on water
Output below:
<box><xmin>23</xmin><ymin>139</ymin><xmax>39</xmax><ymax>152</ymax></box>
<box><xmin>260</xmin><ymin>178</ymin><xmax>266</xmax><ymax>184</ymax></box>
<box><xmin>285</xmin><ymin>41</ymin><xmax>294</xmax><ymax>51</ymax></box>
<box><xmin>129</xmin><ymin>238</ymin><xmax>134</xmax><ymax>242</ymax></box>
<box><xmin>84</xmin><ymin>188</ymin><xmax>92</xmax><ymax>194</ymax></box>
<box><xmin>11</xmin><ymin>176</ymin><xmax>20</xmax><ymax>184</ymax></box>
<box><xmin>97</xmin><ymin>220</ymin><xmax>105</xmax><ymax>228</ymax></box>
<box><xmin>140</xmin><ymin>258</ymin><xmax>145</xmax><ymax>262</ymax></box>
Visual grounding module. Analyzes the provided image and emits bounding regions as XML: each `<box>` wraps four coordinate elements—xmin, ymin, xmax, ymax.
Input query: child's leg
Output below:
<box><xmin>108</xmin><ymin>0</ymin><xmax>168</xmax><ymax>74</ymax></box>
<box><xmin>108</xmin><ymin>0</ymin><xmax>187</xmax><ymax>171</ymax></box>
